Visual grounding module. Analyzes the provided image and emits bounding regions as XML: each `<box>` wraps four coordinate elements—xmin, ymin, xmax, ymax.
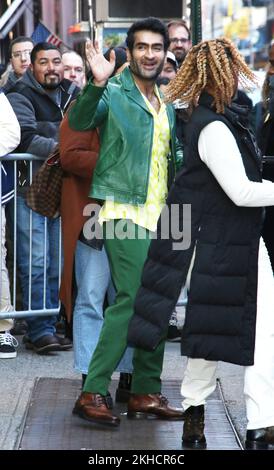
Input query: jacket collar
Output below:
<box><xmin>20</xmin><ymin>68</ymin><xmax>78</xmax><ymax>98</ymax></box>
<box><xmin>13</xmin><ymin>69</ymin><xmax>79</xmax><ymax>112</ymax></box>
<box><xmin>119</xmin><ymin>67</ymin><xmax>155</xmax><ymax>114</ymax></box>
<box><xmin>117</xmin><ymin>67</ymin><xmax>174</xmax><ymax>127</ymax></box>
<box><xmin>199</xmin><ymin>92</ymin><xmax>250</xmax><ymax>127</ymax></box>
<box><xmin>119</xmin><ymin>66</ymin><xmax>136</xmax><ymax>91</ymax></box>
<box><xmin>199</xmin><ymin>92</ymin><xmax>261</xmax><ymax>166</ymax></box>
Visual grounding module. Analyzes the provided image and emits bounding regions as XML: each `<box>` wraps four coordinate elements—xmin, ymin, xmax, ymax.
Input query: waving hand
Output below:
<box><xmin>85</xmin><ymin>40</ymin><xmax>116</xmax><ymax>86</ymax></box>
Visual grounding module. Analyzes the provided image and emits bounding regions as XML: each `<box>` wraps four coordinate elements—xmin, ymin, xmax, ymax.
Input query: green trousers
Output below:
<box><xmin>84</xmin><ymin>220</ymin><xmax>165</xmax><ymax>395</ymax></box>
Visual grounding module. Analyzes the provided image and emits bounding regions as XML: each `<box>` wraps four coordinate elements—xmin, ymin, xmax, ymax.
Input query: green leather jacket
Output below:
<box><xmin>69</xmin><ymin>67</ymin><xmax>183</xmax><ymax>205</ymax></box>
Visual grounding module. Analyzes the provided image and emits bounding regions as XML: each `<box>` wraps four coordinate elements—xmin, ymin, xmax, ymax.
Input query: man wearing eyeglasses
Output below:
<box><xmin>0</xmin><ymin>36</ymin><xmax>34</xmax><ymax>94</ymax></box>
<box><xmin>167</xmin><ymin>20</ymin><xmax>191</xmax><ymax>67</ymax></box>
<box><xmin>0</xmin><ymin>37</ymin><xmax>35</xmax><ymax>336</ymax></box>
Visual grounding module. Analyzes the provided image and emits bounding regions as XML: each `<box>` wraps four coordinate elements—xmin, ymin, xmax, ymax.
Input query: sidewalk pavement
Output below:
<box><xmin>0</xmin><ymin>338</ymin><xmax>245</xmax><ymax>450</ymax></box>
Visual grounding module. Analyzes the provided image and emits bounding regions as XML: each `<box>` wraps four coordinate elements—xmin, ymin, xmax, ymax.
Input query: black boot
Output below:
<box><xmin>182</xmin><ymin>405</ymin><xmax>207</xmax><ymax>449</ymax></box>
<box><xmin>82</xmin><ymin>374</ymin><xmax>87</xmax><ymax>389</ymax></box>
<box><xmin>115</xmin><ymin>373</ymin><xmax>132</xmax><ymax>403</ymax></box>
<box><xmin>245</xmin><ymin>427</ymin><xmax>274</xmax><ymax>450</ymax></box>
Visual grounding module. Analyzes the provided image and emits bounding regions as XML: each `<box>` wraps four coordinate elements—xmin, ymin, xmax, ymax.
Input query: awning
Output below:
<box><xmin>0</xmin><ymin>0</ymin><xmax>26</xmax><ymax>39</ymax></box>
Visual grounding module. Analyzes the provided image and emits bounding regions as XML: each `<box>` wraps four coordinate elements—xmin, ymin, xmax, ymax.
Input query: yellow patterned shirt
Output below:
<box><xmin>99</xmin><ymin>88</ymin><xmax>170</xmax><ymax>232</ymax></box>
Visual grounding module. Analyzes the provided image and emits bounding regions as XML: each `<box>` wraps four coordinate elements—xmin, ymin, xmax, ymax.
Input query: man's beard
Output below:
<box><xmin>130</xmin><ymin>57</ymin><xmax>164</xmax><ymax>81</ymax></box>
<box><xmin>43</xmin><ymin>76</ymin><xmax>61</xmax><ymax>89</ymax></box>
<box><xmin>175</xmin><ymin>50</ymin><xmax>187</xmax><ymax>66</ymax></box>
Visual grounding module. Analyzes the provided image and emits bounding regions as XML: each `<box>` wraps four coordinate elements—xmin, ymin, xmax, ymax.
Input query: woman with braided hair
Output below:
<box><xmin>165</xmin><ymin>37</ymin><xmax>255</xmax><ymax>112</ymax></box>
<box><xmin>128</xmin><ymin>38</ymin><xmax>274</xmax><ymax>449</ymax></box>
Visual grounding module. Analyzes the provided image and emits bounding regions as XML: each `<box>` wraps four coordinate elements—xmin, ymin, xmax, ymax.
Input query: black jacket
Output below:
<box><xmin>2</xmin><ymin>71</ymin><xmax>19</xmax><ymax>95</ymax></box>
<box><xmin>6</xmin><ymin>69</ymin><xmax>79</xmax><ymax>187</ymax></box>
<box><xmin>128</xmin><ymin>94</ymin><xmax>263</xmax><ymax>366</ymax></box>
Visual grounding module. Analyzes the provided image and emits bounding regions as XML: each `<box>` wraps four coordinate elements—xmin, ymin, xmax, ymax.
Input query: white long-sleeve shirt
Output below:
<box><xmin>185</xmin><ymin>120</ymin><xmax>274</xmax><ymax>292</ymax></box>
<box><xmin>198</xmin><ymin>120</ymin><xmax>274</xmax><ymax>207</ymax></box>
<box><xmin>0</xmin><ymin>92</ymin><xmax>21</xmax><ymax>157</ymax></box>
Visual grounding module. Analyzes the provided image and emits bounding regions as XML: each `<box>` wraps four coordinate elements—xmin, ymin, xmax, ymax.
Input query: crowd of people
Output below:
<box><xmin>1</xmin><ymin>15</ymin><xmax>274</xmax><ymax>450</ymax></box>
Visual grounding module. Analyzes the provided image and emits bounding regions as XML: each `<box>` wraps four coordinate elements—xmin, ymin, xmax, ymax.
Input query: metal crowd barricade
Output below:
<box><xmin>1</xmin><ymin>154</ymin><xmax>274</xmax><ymax>320</ymax></box>
<box><xmin>0</xmin><ymin>153</ymin><xmax>62</xmax><ymax>320</ymax></box>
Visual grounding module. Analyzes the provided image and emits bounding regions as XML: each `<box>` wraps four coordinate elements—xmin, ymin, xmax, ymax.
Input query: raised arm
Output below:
<box><xmin>68</xmin><ymin>41</ymin><xmax>115</xmax><ymax>132</ymax></box>
<box><xmin>85</xmin><ymin>40</ymin><xmax>115</xmax><ymax>87</ymax></box>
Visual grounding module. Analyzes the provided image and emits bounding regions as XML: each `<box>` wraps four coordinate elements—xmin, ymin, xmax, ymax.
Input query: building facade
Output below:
<box><xmin>0</xmin><ymin>0</ymin><xmax>187</xmax><ymax>67</ymax></box>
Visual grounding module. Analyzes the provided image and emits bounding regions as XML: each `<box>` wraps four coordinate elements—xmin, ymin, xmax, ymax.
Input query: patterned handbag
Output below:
<box><xmin>26</xmin><ymin>146</ymin><xmax>63</xmax><ymax>218</ymax></box>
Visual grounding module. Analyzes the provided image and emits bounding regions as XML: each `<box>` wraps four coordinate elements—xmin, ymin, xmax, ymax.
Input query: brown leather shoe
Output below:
<box><xmin>73</xmin><ymin>392</ymin><xmax>120</xmax><ymax>427</ymax></box>
<box><xmin>182</xmin><ymin>405</ymin><xmax>207</xmax><ymax>449</ymax></box>
<box><xmin>127</xmin><ymin>393</ymin><xmax>185</xmax><ymax>420</ymax></box>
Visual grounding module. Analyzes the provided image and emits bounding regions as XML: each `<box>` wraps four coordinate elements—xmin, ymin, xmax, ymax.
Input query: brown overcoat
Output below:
<box><xmin>59</xmin><ymin>112</ymin><xmax>99</xmax><ymax>321</ymax></box>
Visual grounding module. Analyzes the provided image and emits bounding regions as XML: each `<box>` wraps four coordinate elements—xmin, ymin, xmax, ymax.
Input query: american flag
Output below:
<box><xmin>31</xmin><ymin>22</ymin><xmax>63</xmax><ymax>48</ymax></box>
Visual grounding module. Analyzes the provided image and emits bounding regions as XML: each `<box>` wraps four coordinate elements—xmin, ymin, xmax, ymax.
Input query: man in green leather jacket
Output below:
<box><xmin>70</xmin><ymin>17</ymin><xmax>184</xmax><ymax>427</ymax></box>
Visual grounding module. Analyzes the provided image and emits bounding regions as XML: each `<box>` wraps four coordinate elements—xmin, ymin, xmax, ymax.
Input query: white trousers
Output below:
<box><xmin>181</xmin><ymin>238</ymin><xmax>274</xmax><ymax>430</ymax></box>
<box><xmin>0</xmin><ymin>206</ymin><xmax>13</xmax><ymax>332</ymax></box>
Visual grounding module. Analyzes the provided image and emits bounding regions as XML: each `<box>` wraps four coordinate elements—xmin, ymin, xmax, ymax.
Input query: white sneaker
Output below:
<box><xmin>169</xmin><ymin>310</ymin><xmax>178</xmax><ymax>327</ymax></box>
<box><xmin>0</xmin><ymin>331</ymin><xmax>18</xmax><ymax>358</ymax></box>
<box><xmin>168</xmin><ymin>310</ymin><xmax>181</xmax><ymax>342</ymax></box>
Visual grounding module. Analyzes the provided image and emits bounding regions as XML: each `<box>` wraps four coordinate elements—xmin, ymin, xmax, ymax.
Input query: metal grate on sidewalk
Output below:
<box><xmin>18</xmin><ymin>378</ymin><xmax>241</xmax><ymax>450</ymax></box>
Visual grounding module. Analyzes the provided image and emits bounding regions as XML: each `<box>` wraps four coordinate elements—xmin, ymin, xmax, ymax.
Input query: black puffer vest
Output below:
<box><xmin>128</xmin><ymin>94</ymin><xmax>263</xmax><ymax>366</ymax></box>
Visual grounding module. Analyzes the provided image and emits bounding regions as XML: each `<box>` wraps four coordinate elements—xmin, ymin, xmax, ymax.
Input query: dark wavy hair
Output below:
<box><xmin>126</xmin><ymin>17</ymin><xmax>169</xmax><ymax>53</ymax></box>
<box><xmin>31</xmin><ymin>42</ymin><xmax>60</xmax><ymax>64</ymax></box>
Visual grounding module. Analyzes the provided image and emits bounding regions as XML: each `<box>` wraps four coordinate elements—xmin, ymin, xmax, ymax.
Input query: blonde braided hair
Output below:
<box><xmin>165</xmin><ymin>37</ymin><xmax>257</xmax><ymax>114</ymax></box>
